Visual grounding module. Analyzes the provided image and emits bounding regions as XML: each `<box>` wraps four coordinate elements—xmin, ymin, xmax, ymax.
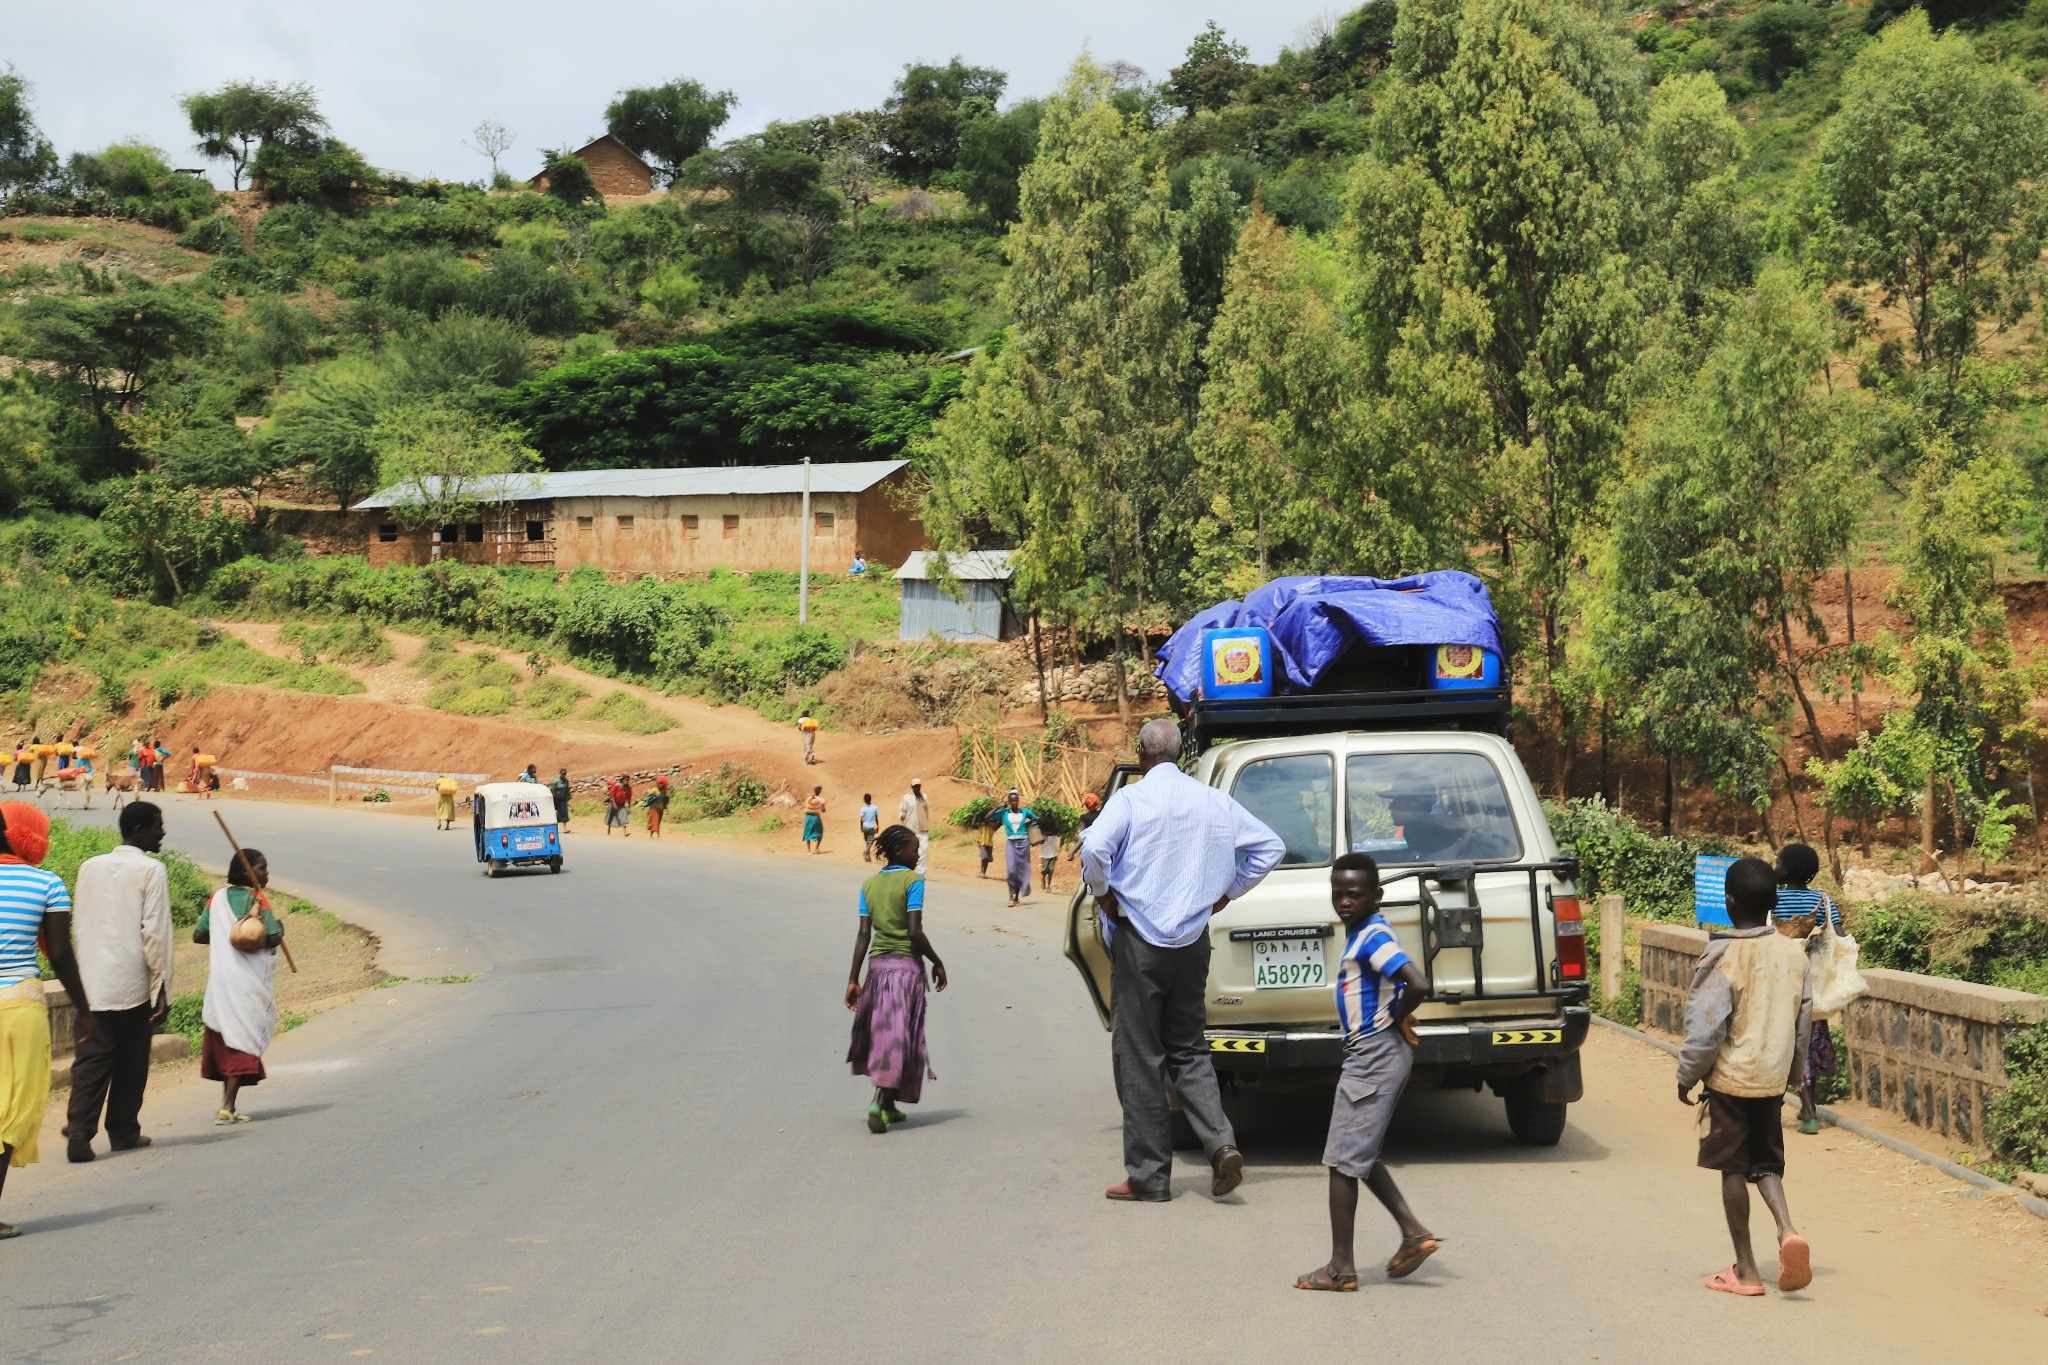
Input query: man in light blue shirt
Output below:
<box><xmin>1081</xmin><ymin>718</ymin><xmax>1284</xmax><ymax>1203</ymax></box>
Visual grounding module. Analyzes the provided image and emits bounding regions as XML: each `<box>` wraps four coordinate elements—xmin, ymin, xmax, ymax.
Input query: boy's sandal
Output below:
<box><xmin>1704</xmin><ymin>1266</ymin><xmax>1767</xmax><ymax>1296</ymax></box>
<box><xmin>1386</xmin><ymin>1235</ymin><xmax>1443</xmax><ymax>1279</ymax></box>
<box><xmin>1797</xmin><ymin>1117</ymin><xmax>1821</xmax><ymax>1135</ymax></box>
<box><xmin>1293</xmin><ymin>1263</ymin><xmax>1359</xmax><ymax>1292</ymax></box>
<box><xmin>1778</xmin><ymin>1234</ymin><xmax>1812</xmax><ymax>1293</ymax></box>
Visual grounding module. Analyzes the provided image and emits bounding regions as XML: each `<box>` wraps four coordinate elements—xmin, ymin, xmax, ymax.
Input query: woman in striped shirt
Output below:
<box><xmin>1775</xmin><ymin>844</ymin><xmax>1842</xmax><ymax>1136</ymax></box>
<box><xmin>0</xmin><ymin>802</ymin><xmax>92</xmax><ymax>1239</ymax></box>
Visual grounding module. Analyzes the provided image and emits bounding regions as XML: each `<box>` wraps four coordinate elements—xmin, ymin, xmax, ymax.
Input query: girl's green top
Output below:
<box><xmin>859</xmin><ymin>866</ymin><xmax>924</xmax><ymax>959</ymax></box>
<box><xmin>194</xmin><ymin>886</ymin><xmax>282</xmax><ymax>937</ymax></box>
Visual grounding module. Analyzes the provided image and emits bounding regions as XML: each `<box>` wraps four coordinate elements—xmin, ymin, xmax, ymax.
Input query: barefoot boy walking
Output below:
<box><xmin>1677</xmin><ymin>856</ymin><xmax>1815</xmax><ymax>1296</ymax></box>
<box><xmin>1295</xmin><ymin>853</ymin><xmax>1439</xmax><ymax>1291</ymax></box>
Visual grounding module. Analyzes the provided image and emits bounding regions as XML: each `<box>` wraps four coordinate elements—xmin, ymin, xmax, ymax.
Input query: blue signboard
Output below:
<box><xmin>1694</xmin><ymin>855</ymin><xmax>1738</xmax><ymax>927</ymax></box>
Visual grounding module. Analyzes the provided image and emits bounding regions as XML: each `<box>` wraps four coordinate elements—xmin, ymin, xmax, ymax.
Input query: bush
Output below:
<box><xmin>674</xmin><ymin>761</ymin><xmax>769</xmax><ymax>819</ymax></box>
<box><xmin>521</xmin><ymin>675</ymin><xmax>589</xmax><ymax>720</ymax></box>
<box><xmin>584</xmin><ymin>690</ymin><xmax>676</xmax><ymax>734</ymax></box>
<box><xmin>163</xmin><ymin>991</ymin><xmax>206</xmax><ymax>1049</ymax></box>
<box><xmin>432</xmin><ymin>684</ymin><xmax>515</xmax><ymax>716</ymax></box>
<box><xmin>1987</xmin><ymin>1022</ymin><xmax>2048</xmax><ymax>1176</ymax></box>
<box><xmin>1542</xmin><ymin>798</ymin><xmax>1736</xmax><ymax>922</ymax></box>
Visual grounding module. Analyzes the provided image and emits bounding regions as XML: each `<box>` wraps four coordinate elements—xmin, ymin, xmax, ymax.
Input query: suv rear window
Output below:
<box><xmin>1231</xmin><ymin>753</ymin><xmax>1335</xmax><ymax>867</ymax></box>
<box><xmin>1345</xmin><ymin>753</ymin><xmax>1521</xmax><ymax>864</ymax></box>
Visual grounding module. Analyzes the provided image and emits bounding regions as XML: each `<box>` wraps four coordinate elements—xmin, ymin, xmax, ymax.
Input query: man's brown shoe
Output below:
<box><xmin>110</xmin><ymin>1135</ymin><xmax>152</xmax><ymax>1152</ymax></box>
<box><xmin>1211</xmin><ymin>1145</ymin><xmax>1245</xmax><ymax>1198</ymax></box>
<box><xmin>66</xmin><ymin>1137</ymin><xmax>94</xmax><ymax>1163</ymax></box>
<box><xmin>1104</xmin><ymin>1181</ymin><xmax>1171</xmax><ymax>1202</ymax></box>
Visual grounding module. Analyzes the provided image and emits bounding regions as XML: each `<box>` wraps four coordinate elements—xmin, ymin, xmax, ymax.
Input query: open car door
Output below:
<box><xmin>1063</xmin><ymin>763</ymin><xmax>1145</xmax><ymax>1029</ymax></box>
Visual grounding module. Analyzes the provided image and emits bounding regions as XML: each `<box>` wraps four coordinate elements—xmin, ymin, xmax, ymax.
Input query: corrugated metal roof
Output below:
<box><xmin>352</xmin><ymin>460</ymin><xmax>909</xmax><ymax>511</ymax></box>
<box><xmin>895</xmin><ymin>550</ymin><xmax>1014</xmax><ymax>582</ymax></box>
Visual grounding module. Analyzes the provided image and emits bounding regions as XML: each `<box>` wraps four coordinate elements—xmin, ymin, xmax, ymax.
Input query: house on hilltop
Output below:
<box><xmin>529</xmin><ymin>135</ymin><xmax>655</xmax><ymax>198</ymax></box>
<box><xmin>350</xmin><ymin>460</ymin><xmax>927</xmax><ymax>575</ymax></box>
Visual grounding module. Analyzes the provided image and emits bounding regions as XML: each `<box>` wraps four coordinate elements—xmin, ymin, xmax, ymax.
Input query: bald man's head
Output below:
<box><xmin>1137</xmin><ymin>719</ymin><xmax>1181</xmax><ymax>769</ymax></box>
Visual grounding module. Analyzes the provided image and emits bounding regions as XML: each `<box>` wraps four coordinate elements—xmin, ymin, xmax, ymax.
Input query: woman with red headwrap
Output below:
<box><xmin>0</xmin><ymin>802</ymin><xmax>92</xmax><ymax>1238</ymax></box>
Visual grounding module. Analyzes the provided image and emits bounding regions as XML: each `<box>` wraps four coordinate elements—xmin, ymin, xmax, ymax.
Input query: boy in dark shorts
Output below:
<box><xmin>1294</xmin><ymin>853</ymin><xmax>1439</xmax><ymax>1292</ymax></box>
<box><xmin>1677</xmin><ymin>856</ymin><xmax>1815</xmax><ymax>1296</ymax></box>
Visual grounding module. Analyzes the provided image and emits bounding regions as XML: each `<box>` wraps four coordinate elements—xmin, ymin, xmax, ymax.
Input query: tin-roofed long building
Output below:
<box><xmin>350</xmin><ymin>460</ymin><xmax>928</xmax><ymax>574</ymax></box>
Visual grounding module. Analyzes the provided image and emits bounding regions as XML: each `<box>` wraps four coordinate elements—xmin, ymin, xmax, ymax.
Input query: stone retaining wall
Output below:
<box><xmin>1632</xmin><ymin>922</ymin><xmax>2048</xmax><ymax>1147</ymax></box>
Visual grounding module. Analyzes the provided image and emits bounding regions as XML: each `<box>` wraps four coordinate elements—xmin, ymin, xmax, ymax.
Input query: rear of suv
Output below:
<box><xmin>1064</xmin><ymin>711</ymin><xmax>1589</xmax><ymax>1145</ymax></box>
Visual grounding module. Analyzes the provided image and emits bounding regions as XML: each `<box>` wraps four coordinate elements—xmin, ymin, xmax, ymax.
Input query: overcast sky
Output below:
<box><xmin>10</xmin><ymin>2</ymin><xmax>1341</xmax><ymax>185</ymax></box>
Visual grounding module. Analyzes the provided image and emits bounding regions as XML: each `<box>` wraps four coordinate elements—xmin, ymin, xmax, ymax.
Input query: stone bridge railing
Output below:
<box><xmin>1636</xmin><ymin>922</ymin><xmax>2048</xmax><ymax>1148</ymax></box>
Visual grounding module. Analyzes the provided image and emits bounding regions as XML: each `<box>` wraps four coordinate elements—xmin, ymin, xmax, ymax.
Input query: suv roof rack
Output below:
<box><xmin>1172</xmin><ymin>687</ymin><xmax>1510</xmax><ymax>754</ymax></box>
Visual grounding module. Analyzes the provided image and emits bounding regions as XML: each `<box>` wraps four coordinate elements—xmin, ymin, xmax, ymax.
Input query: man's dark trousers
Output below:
<box><xmin>1111</xmin><ymin>925</ymin><xmax>1234</xmax><ymax>1197</ymax></box>
<box><xmin>65</xmin><ymin>1005</ymin><xmax>154</xmax><ymax>1145</ymax></box>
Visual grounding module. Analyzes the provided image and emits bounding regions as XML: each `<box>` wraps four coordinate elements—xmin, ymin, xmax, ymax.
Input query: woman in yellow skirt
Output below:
<box><xmin>0</xmin><ymin>802</ymin><xmax>92</xmax><ymax>1239</ymax></box>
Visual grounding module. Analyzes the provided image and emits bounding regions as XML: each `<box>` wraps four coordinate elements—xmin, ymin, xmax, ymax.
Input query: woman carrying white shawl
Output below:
<box><xmin>193</xmin><ymin>849</ymin><xmax>283</xmax><ymax>1124</ymax></box>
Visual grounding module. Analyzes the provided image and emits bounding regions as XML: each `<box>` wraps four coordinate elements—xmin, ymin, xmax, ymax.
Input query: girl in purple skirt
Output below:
<box><xmin>845</xmin><ymin>824</ymin><xmax>948</xmax><ymax>1133</ymax></box>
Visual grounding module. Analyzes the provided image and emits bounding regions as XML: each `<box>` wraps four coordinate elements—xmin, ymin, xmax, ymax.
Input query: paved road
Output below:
<box><xmin>4</xmin><ymin>798</ymin><xmax>2044</xmax><ymax>1362</ymax></box>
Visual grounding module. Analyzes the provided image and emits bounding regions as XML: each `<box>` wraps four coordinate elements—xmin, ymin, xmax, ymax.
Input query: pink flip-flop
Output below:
<box><xmin>1778</xmin><ymin>1234</ymin><xmax>1812</xmax><ymax>1292</ymax></box>
<box><xmin>1704</xmin><ymin>1266</ymin><xmax>1766</xmax><ymax>1297</ymax></box>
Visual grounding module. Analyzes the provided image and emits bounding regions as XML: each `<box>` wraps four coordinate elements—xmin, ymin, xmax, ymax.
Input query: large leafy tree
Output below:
<box><xmin>1808</xmin><ymin>11</ymin><xmax>2048</xmax><ymax>414</ymax></box>
<box><xmin>261</xmin><ymin>360</ymin><xmax>391</xmax><ymax>509</ymax></box>
<box><xmin>17</xmin><ymin>288</ymin><xmax>224</xmax><ymax>424</ymax></box>
<box><xmin>180</xmin><ymin>80</ymin><xmax>326</xmax><ymax>190</ymax></box>
<box><xmin>98</xmin><ymin>473</ymin><xmax>249</xmax><ymax>600</ymax></box>
<box><xmin>919</xmin><ymin>57</ymin><xmax>1195</xmax><ymax>725</ymax></box>
<box><xmin>1594</xmin><ymin>267</ymin><xmax>1860</xmax><ymax>835</ymax></box>
<box><xmin>882</xmin><ymin>58</ymin><xmax>1006</xmax><ymax>184</ymax></box>
<box><xmin>1189</xmin><ymin>206</ymin><xmax>1442</xmax><ymax>600</ymax></box>
<box><xmin>1341</xmin><ymin>0</ymin><xmax>1647</xmax><ymax>783</ymax></box>
<box><xmin>605</xmin><ymin>78</ymin><xmax>737</xmax><ymax>184</ymax></box>
<box><xmin>0</xmin><ymin>67</ymin><xmax>59</xmax><ymax>200</ymax></box>
<box><xmin>1642</xmin><ymin>73</ymin><xmax>1759</xmax><ymax>345</ymax></box>
<box><xmin>1166</xmin><ymin>21</ymin><xmax>1256</xmax><ymax>114</ymax></box>
<box><xmin>372</xmin><ymin>403</ymin><xmax>542</xmax><ymax>531</ymax></box>
<box><xmin>955</xmin><ymin>99</ymin><xmax>1043</xmax><ymax>224</ymax></box>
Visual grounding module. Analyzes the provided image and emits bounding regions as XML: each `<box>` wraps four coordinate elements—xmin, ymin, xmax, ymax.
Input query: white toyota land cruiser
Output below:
<box><xmin>1064</xmin><ymin>688</ymin><xmax>1589</xmax><ymax>1145</ymax></box>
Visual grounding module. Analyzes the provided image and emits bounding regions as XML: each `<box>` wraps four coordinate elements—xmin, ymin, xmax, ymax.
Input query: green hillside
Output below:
<box><xmin>5</xmin><ymin>1</ymin><xmax>2048</xmax><ymax>864</ymax></box>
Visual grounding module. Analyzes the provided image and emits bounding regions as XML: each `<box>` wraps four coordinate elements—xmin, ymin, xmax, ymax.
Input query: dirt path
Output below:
<box><xmin>194</xmin><ymin>622</ymin><xmax>994</xmax><ymax>859</ymax></box>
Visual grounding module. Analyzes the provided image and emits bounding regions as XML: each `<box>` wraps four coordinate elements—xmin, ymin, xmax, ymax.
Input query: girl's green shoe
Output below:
<box><xmin>867</xmin><ymin>1103</ymin><xmax>888</xmax><ymax>1134</ymax></box>
<box><xmin>882</xmin><ymin>1107</ymin><xmax>908</xmax><ymax>1125</ymax></box>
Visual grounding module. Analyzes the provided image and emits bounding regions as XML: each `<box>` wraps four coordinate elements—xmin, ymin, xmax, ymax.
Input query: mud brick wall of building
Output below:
<box><xmin>1636</xmin><ymin>921</ymin><xmax>2048</xmax><ymax>1147</ymax></box>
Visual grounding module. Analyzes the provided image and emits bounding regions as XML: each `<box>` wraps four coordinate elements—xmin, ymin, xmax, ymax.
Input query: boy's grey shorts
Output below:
<box><xmin>1322</xmin><ymin>1028</ymin><xmax>1414</xmax><ymax>1179</ymax></box>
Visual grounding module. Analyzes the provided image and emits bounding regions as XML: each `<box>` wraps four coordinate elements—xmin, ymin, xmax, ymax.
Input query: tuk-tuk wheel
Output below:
<box><xmin>549</xmin><ymin>857</ymin><xmax>562</xmax><ymax>873</ymax></box>
<box><xmin>485</xmin><ymin>861</ymin><xmax>498</xmax><ymax>878</ymax></box>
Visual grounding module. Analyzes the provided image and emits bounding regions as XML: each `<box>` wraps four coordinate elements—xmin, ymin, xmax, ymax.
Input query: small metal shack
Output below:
<box><xmin>896</xmin><ymin>550</ymin><xmax>1019</xmax><ymax>642</ymax></box>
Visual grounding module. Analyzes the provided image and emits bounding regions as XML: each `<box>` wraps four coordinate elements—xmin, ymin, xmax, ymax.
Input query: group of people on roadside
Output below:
<box><xmin>842</xmin><ymin>715</ymin><xmax>1845</xmax><ymax>1302</ymax></box>
<box><xmin>0</xmin><ymin>800</ymin><xmax>287</xmax><ymax>1239</ymax></box>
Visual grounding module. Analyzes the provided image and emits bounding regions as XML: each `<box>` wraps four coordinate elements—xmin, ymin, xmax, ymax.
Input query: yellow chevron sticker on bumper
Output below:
<box><xmin>1209</xmin><ymin>1037</ymin><xmax>1267</xmax><ymax>1054</ymax></box>
<box><xmin>1491</xmin><ymin>1029</ymin><xmax>1563</xmax><ymax>1046</ymax></box>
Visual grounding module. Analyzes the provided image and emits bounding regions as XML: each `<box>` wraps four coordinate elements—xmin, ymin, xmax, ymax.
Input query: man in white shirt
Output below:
<box><xmin>1082</xmin><ymin>719</ymin><xmax>1284</xmax><ymax>1203</ymax></box>
<box><xmin>64</xmin><ymin>801</ymin><xmax>173</xmax><ymax>1162</ymax></box>
<box><xmin>898</xmin><ymin>780</ymin><xmax>932</xmax><ymax>872</ymax></box>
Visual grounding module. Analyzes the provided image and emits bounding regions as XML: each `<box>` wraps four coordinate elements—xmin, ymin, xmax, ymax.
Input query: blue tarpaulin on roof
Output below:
<box><xmin>1154</xmin><ymin>571</ymin><xmax>1506</xmax><ymax>703</ymax></box>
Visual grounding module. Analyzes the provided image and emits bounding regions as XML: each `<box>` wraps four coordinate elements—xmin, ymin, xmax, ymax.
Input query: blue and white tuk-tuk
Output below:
<box><xmin>473</xmin><ymin>781</ymin><xmax>563</xmax><ymax>877</ymax></box>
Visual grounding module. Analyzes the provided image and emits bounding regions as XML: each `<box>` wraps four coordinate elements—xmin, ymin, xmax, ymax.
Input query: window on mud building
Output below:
<box><xmin>464</xmin><ymin>523</ymin><xmax>483</xmax><ymax>543</ymax></box>
<box><xmin>682</xmin><ymin>514</ymin><xmax>700</xmax><ymax>540</ymax></box>
<box><xmin>723</xmin><ymin>514</ymin><xmax>740</xmax><ymax>539</ymax></box>
<box><xmin>813</xmin><ymin>511</ymin><xmax>835</xmax><ymax>536</ymax></box>
<box><xmin>577</xmin><ymin>516</ymin><xmax>595</xmax><ymax>537</ymax></box>
<box><xmin>617</xmin><ymin>515</ymin><xmax>636</xmax><ymax>539</ymax></box>
<box><xmin>525</xmin><ymin>520</ymin><xmax>545</xmax><ymax>542</ymax></box>
<box><xmin>377</xmin><ymin>524</ymin><xmax>398</xmax><ymax>543</ymax></box>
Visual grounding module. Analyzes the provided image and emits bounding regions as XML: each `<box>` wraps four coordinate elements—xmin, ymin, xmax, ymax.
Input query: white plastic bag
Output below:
<box><xmin>1810</xmin><ymin>921</ymin><xmax>1868</xmax><ymax>1016</ymax></box>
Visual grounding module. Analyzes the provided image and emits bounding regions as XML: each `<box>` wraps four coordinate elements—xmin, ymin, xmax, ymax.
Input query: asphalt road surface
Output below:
<box><xmin>4</xmin><ymin>798</ymin><xmax>2044</xmax><ymax>1362</ymax></box>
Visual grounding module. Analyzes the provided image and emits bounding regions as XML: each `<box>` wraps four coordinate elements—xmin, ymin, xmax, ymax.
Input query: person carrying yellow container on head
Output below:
<box><xmin>189</xmin><ymin>749</ymin><xmax>217</xmax><ymax>801</ymax></box>
<box><xmin>435</xmin><ymin>776</ymin><xmax>459</xmax><ymax>830</ymax></box>
<box><xmin>798</xmin><ymin>708</ymin><xmax>821</xmax><ymax>766</ymax></box>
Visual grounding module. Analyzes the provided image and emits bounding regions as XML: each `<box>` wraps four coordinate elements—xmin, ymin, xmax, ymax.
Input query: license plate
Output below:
<box><xmin>1252</xmin><ymin>936</ymin><xmax>1326</xmax><ymax>988</ymax></box>
<box><xmin>509</xmin><ymin>831</ymin><xmax>548</xmax><ymax>853</ymax></box>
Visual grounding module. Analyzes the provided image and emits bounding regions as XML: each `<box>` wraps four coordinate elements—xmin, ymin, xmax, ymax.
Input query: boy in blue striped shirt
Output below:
<box><xmin>1295</xmin><ymin>852</ymin><xmax>1439</xmax><ymax>1292</ymax></box>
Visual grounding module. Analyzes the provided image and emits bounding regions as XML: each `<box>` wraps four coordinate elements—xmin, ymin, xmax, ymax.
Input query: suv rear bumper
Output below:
<box><xmin>1205</xmin><ymin>1005</ymin><xmax>1590</xmax><ymax>1075</ymax></box>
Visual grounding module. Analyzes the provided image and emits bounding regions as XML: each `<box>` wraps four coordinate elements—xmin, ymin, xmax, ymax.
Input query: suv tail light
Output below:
<box><xmin>1552</xmin><ymin>894</ymin><xmax>1586</xmax><ymax>982</ymax></box>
